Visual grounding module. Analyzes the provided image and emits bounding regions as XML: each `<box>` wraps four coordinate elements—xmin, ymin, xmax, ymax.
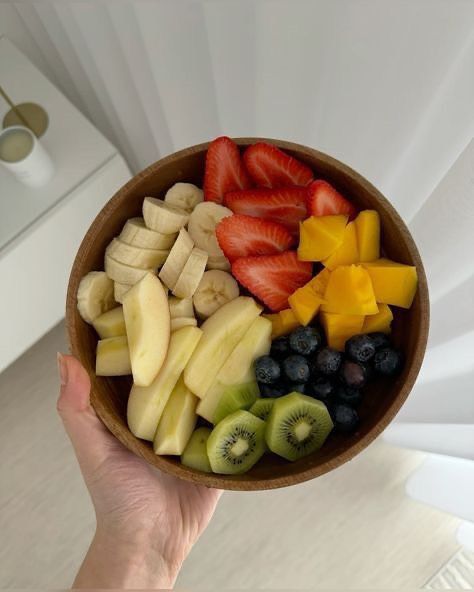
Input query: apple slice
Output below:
<box><xmin>127</xmin><ymin>325</ymin><xmax>202</xmax><ymax>440</ymax></box>
<box><xmin>96</xmin><ymin>336</ymin><xmax>131</xmax><ymax>376</ymax></box>
<box><xmin>92</xmin><ymin>306</ymin><xmax>126</xmax><ymax>339</ymax></box>
<box><xmin>122</xmin><ymin>273</ymin><xmax>170</xmax><ymax>387</ymax></box>
<box><xmin>197</xmin><ymin>316</ymin><xmax>271</xmax><ymax>423</ymax></box>
<box><xmin>153</xmin><ymin>376</ymin><xmax>198</xmax><ymax>455</ymax></box>
<box><xmin>184</xmin><ymin>296</ymin><xmax>262</xmax><ymax>399</ymax></box>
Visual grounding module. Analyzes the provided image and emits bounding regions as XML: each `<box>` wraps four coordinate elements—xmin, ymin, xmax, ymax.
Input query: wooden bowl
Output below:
<box><xmin>66</xmin><ymin>138</ymin><xmax>429</xmax><ymax>491</ymax></box>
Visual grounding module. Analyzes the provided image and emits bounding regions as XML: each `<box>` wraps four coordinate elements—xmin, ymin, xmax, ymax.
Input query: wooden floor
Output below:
<box><xmin>0</xmin><ymin>322</ymin><xmax>461</xmax><ymax>588</ymax></box>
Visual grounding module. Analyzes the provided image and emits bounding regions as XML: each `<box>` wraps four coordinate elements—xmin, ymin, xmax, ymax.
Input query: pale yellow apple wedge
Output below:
<box><xmin>92</xmin><ymin>306</ymin><xmax>126</xmax><ymax>339</ymax></box>
<box><xmin>153</xmin><ymin>376</ymin><xmax>198</xmax><ymax>455</ymax></box>
<box><xmin>184</xmin><ymin>296</ymin><xmax>262</xmax><ymax>399</ymax></box>
<box><xmin>127</xmin><ymin>325</ymin><xmax>202</xmax><ymax>440</ymax></box>
<box><xmin>122</xmin><ymin>273</ymin><xmax>170</xmax><ymax>387</ymax></box>
<box><xmin>96</xmin><ymin>336</ymin><xmax>131</xmax><ymax>376</ymax></box>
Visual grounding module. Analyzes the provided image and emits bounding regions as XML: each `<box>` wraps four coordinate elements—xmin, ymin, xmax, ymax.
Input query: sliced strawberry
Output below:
<box><xmin>224</xmin><ymin>186</ymin><xmax>307</xmax><ymax>234</ymax></box>
<box><xmin>306</xmin><ymin>180</ymin><xmax>357</xmax><ymax>219</ymax></box>
<box><xmin>203</xmin><ymin>136</ymin><xmax>252</xmax><ymax>204</ymax></box>
<box><xmin>243</xmin><ymin>142</ymin><xmax>314</xmax><ymax>188</ymax></box>
<box><xmin>216</xmin><ymin>214</ymin><xmax>294</xmax><ymax>262</ymax></box>
<box><xmin>232</xmin><ymin>251</ymin><xmax>312</xmax><ymax>312</ymax></box>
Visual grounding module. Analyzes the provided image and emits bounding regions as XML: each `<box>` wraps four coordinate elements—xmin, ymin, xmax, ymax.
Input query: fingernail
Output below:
<box><xmin>57</xmin><ymin>352</ymin><xmax>68</xmax><ymax>386</ymax></box>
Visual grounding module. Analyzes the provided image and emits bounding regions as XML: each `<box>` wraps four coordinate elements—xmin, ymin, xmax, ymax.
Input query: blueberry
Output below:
<box><xmin>335</xmin><ymin>385</ymin><xmax>362</xmax><ymax>407</ymax></box>
<box><xmin>315</xmin><ymin>347</ymin><xmax>342</xmax><ymax>375</ymax></box>
<box><xmin>374</xmin><ymin>348</ymin><xmax>403</xmax><ymax>376</ymax></box>
<box><xmin>255</xmin><ymin>355</ymin><xmax>280</xmax><ymax>384</ymax></box>
<box><xmin>271</xmin><ymin>336</ymin><xmax>290</xmax><ymax>358</ymax></box>
<box><xmin>259</xmin><ymin>382</ymin><xmax>288</xmax><ymax>398</ymax></box>
<box><xmin>282</xmin><ymin>355</ymin><xmax>310</xmax><ymax>383</ymax></box>
<box><xmin>345</xmin><ymin>334</ymin><xmax>376</xmax><ymax>363</ymax></box>
<box><xmin>369</xmin><ymin>332</ymin><xmax>391</xmax><ymax>350</ymax></box>
<box><xmin>339</xmin><ymin>360</ymin><xmax>367</xmax><ymax>389</ymax></box>
<box><xmin>306</xmin><ymin>376</ymin><xmax>336</xmax><ymax>402</ymax></box>
<box><xmin>331</xmin><ymin>403</ymin><xmax>359</xmax><ymax>433</ymax></box>
<box><xmin>288</xmin><ymin>326</ymin><xmax>323</xmax><ymax>356</ymax></box>
<box><xmin>287</xmin><ymin>382</ymin><xmax>306</xmax><ymax>394</ymax></box>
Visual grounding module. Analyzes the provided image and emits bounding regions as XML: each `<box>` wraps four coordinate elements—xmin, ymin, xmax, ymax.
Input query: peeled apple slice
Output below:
<box><xmin>92</xmin><ymin>306</ymin><xmax>126</xmax><ymax>338</ymax></box>
<box><xmin>77</xmin><ymin>271</ymin><xmax>115</xmax><ymax>324</ymax></box>
<box><xmin>114</xmin><ymin>282</ymin><xmax>132</xmax><ymax>304</ymax></box>
<box><xmin>171</xmin><ymin>317</ymin><xmax>198</xmax><ymax>332</ymax></box>
<box><xmin>96</xmin><ymin>336</ymin><xmax>131</xmax><ymax>376</ymax></box>
<box><xmin>168</xmin><ymin>296</ymin><xmax>194</xmax><ymax>319</ymax></box>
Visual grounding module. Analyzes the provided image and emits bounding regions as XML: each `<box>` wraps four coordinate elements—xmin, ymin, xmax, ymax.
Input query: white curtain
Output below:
<box><xmin>6</xmin><ymin>0</ymin><xmax>474</xmax><ymax>548</ymax></box>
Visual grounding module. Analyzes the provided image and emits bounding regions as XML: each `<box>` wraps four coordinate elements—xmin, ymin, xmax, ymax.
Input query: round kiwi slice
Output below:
<box><xmin>207</xmin><ymin>410</ymin><xmax>266</xmax><ymax>474</ymax></box>
<box><xmin>213</xmin><ymin>382</ymin><xmax>259</xmax><ymax>424</ymax></box>
<box><xmin>266</xmin><ymin>392</ymin><xmax>334</xmax><ymax>461</ymax></box>
<box><xmin>249</xmin><ymin>398</ymin><xmax>275</xmax><ymax>421</ymax></box>
<box><xmin>181</xmin><ymin>427</ymin><xmax>212</xmax><ymax>473</ymax></box>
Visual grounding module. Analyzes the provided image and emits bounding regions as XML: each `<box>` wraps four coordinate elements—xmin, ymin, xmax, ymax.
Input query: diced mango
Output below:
<box><xmin>355</xmin><ymin>210</ymin><xmax>380</xmax><ymax>262</ymax></box>
<box><xmin>362</xmin><ymin>258</ymin><xmax>418</xmax><ymax>308</ymax></box>
<box><xmin>280</xmin><ymin>308</ymin><xmax>301</xmax><ymax>333</ymax></box>
<box><xmin>263</xmin><ymin>313</ymin><xmax>286</xmax><ymax>339</ymax></box>
<box><xmin>323</xmin><ymin>221</ymin><xmax>359</xmax><ymax>270</ymax></box>
<box><xmin>297</xmin><ymin>215</ymin><xmax>348</xmax><ymax>261</ymax></box>
<box><xmin>361</xmin><ymin>303</ymin><xmax>393</xmax><ymax>334</ymax></box>
<box><xmin>320</xmin><ymin>311</ymin><xmax>365</xmax><ymax>351</ymax></box>
<box><xmin>289</xmin><ymin>284</ymin><xmax>325</xmax><ymax>326</ymax></box>
<box><xmin>321</xmin><ymin>264</ymin><xmax>379</xmax><ymax>315</ymax></box>
<box><xmin>308</xmin><ymin>268</ymin><xmax>331</xmax><ymax>296</ymax></box>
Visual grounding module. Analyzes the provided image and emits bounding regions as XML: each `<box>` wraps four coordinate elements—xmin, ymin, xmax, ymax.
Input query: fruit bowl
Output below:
<box><xmin>66</xmin><ymin>138</ymin><xmax>429</xmax><ymax>490</ymax></box>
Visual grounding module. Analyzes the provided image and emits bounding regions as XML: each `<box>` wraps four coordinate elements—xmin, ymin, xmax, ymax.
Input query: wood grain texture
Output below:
<box><xmin>66</xmin><ymin>138</ymin><xmax>430</xmax><ymax>491</ymax></box>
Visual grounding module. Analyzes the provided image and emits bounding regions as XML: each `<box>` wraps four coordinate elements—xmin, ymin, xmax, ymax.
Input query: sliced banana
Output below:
<box><xmin>172</xmin><ymin>247</ymin><xmax>208</xmax><ymax>299</ymax></box>
<box><xmin>114</xmin><ymin>282</ymin><xmax>132</xmax><ymax>304</ymax></box>
<box><xmin>106</xmin><ymin>238</ymin><xmax>168</xmax><ymax>269</ymax></box>
<box><xmin>143</xmin><ymin>197</ymin><xmax>189</xmax><ymax>234</ymax></box>
<box><xmin>207</xmin><ymin>254</ymin><xmax>231</xmax><ymax>271</ymax></box>
<box><xmin>120</xmin><ymin>217</ymin><xmax>177</xmax><ymax>250</ymax></box>
<box><xmin>171</xmin><ymin>317</ymin><xmax>198</xmax><ymax>332</ymax></box>
<box><xmin>164</xmin><ymin>183</ymin><xmax>204</xmax><ymax>214</ymax></box>
<box><xmin>193</xmin><ymin>270</ymin><xmax>240</xmax><ymax>319</ymax></box>
<box><xmin>105</xmin><ymin>255</ymin><xmax>154</xmax><ymax>285</ymax></box>
<box><xmin>158</xmin><ymin>228</ymin><xmax>194</xmax><ymax>289</ymax></box>
<box><xmin>77</xmin><ymin>271</ymin><xmax>115</xmax><ymax>324</ymax></box>
<box><xmin>168</xmin><ymin>296</ymin><xmax>195</xmax><ymax>319</ymax></box>
<box><xmin>187</xmin><ymin>202</ymin><xmax>232</xmax><ymax>258</ymax></box>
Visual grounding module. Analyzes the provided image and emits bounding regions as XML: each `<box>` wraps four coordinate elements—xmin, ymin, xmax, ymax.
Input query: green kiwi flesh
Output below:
<box><xmin>181</xmin><ymin>427</ymin><xmax>212</xmax><ymax>473</ymax></box>
<box><xmin>213</xmin><ymin>382</ymin><xmax>259</xmax><ymax>424</ymax></box>
<box><xmin>249</xmin><ymin>398</ymin><xmax>275</xmax><ymax>421</ymax></box>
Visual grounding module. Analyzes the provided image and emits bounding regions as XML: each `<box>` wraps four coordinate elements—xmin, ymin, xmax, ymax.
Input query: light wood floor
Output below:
<box><xmin>0</xmin><ymin>322</ymin><xmax>461</xmax><ymax>588</ymax></box>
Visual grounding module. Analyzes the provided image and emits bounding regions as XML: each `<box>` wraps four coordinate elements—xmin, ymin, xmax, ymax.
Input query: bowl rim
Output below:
<box><xmin>66</xmin><ymin>137</ymin><xmax>430</xmax><ymax>490</ymax></box>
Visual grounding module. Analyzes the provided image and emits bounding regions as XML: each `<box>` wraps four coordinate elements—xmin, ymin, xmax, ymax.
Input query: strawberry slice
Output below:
<box><xmin>224</xmin><ymin>186</ymin><xmax>307</xmax><ymax>234</ymax></box>
<box><xmin>306</xmin><ymin>180</ymin><xmax>357</xmax><ymax>219</ymax></box>
<box><xmin>203</xmin><ymin>136</ymin><xmax>252</xmax><ymax>203</ymax></box>
<box><xmin>232</xmin><ymin>251</ymin><xmax>312</xmax><ymax>312</ymax></box>
<box><xmin>243</xmin><ymin>142</ymin><xmax>314</xmax><ymax>188</ymax></box>
<box><xmin>216</xmin><ymin>214</ymin><xmax>294</xmax><ymax>262</ymax></box>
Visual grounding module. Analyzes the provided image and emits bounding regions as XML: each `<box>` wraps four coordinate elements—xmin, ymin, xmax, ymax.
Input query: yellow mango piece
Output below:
<box><xmin>361</xmin><ymin>303</ymin><xmax>393</xmax><ymax>334</ymax></box>
<box><xmin>362</xmin><ymin>258</ymin><xmax>418</xmax><ymax>308</ymax></box>
<box><xmin>297</xmin><ymin>215</ymin><xmax>348</xmax><ymax>261</ymax></box>
<box><xmin>263</xmin><ymin>314</ymin><xmax>286</xmax><ymax>339</ymax></box>
<box><xmin>280</xmin><ymin>308</ymin><xmax>301</xmax><ymax>333</ymax></box>
<box><xmin>320</xmin><ymin>311</ymin><xmax>365</xmax><ymax>351</ymax></box>
<box><xmin>322</xmin><ymin>264</ymin><xmax>379</xmax><ymax>315</ymax></box>
<box><xmin>323</xmin><ymin>221</ymin><xmax>359</xmax><ymax>270</ymax></box>
<box><xmin>289</xmin><ymin>285</ymin><xmax>324</xmax><ymax>326</ymax></box>
<box><xmin>355</xmin><ymin>210</ymin><xmax>380</xmax><ymax>262</ymax></box>
<box><xmin>308</xmin><ymin>268</ymin><xmax>331</xmax><ymax>296</ymax></box>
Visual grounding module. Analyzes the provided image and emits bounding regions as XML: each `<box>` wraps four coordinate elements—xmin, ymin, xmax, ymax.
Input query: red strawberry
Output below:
<box><xmin>216</xmin><ymin>214</ymin><xmax>294</xmax><ymax>262</ymax></box>
<box><xmin>232</xmin><ymin>251</ymin><xmax>312</xmax><ymax>312</ymax></box>
<box><xmin>243</xmin><ymin>142</ymin><xmax>314</xmax><ymax>188</ymax></box>
<box><xmin>203</xmin><ymin>136</ymin><xmax>252</xmax><ymax>203</ymax></box>
<box><xmin>306</xmin><ymin>180</ymin><xmax>357</xmax><ymax>219</ymax></box>
<box><xmin>224</xmin><ymin>186</ymin><xmax>307</xmax><ymax>234</ymax></box>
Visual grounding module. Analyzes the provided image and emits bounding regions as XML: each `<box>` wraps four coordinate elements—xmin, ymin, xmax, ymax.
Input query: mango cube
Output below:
<box><xmin>362</xmin><ymin>303</ymin><xmax>393</xmax><ymax>334</ymax></box>
<box><xmin>362</xmin><ymin>258</ymin><xmax>418</xmax><ymax>308</ymax></box>
<box><xmin>321</xmin><ymin>264</ymin><xmax>379</xmax><ymax>315</ymax></box>
<box><xmin>280</xmin><ymin>308</ymin><xmax>301</xmax><ymax>333</ymax></box>
<box><xmin>355</xmin><ymin>210</ymin><xmax>380</xmax><ymax>262</ymax></box>
<box><xmin>289</xmin><ymin>285</ymin><xmax>325</xmax><ymax>326</ymax></box>
<box><xmin>297</xmin><ymin>215</ymin><xmax>348</xmax><ymax>261</ymax></box>
<box><xmin>308</xmin><ymin>268</ymin><xmax>331</xmax><ymax>296</ymax></box>
<box><xmin>320</xmin><ymin>311</ymin><xmax>365</xmax><ymax>351</ymax></box>
<box><xmin>323</xmin><ymin>221</ymin><xmax>359</xmax><ymax>270</ymax></box>
<box><xmin>263</xmin><ymin>313</ymin><xmax>286</xmax><ymax>339</ymax></box>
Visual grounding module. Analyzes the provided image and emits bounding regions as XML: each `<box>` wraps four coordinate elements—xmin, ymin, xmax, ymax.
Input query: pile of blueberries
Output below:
<box><xmin>254</xmin><ymin>326</ymin><xmax>403</xmax><ymax>434</ymax></box>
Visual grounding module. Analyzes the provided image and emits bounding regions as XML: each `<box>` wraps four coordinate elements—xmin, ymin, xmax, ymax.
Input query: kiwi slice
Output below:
<box><xmin>249</xmin><ymin>398</ymin><xmax>275</xmax><ymax>421</ymax></box>
<box><xmin>266</xmin><ymin>392</ymin><xmax>334</xmax><ymax>461</ymax></box>
<box><xmin>207</xmin><ymin>410</ymin><xmax>266</xmax><ymax>474</ymax></box>
<box><xmin>213</xmin><ymin>382</ymin><xmax>259</xmax><ymax>424</ymax></box>
<box><xmin>181</xmin><ymin>427</ymin><xmax>212</xmax><ymax>473</ymax></box>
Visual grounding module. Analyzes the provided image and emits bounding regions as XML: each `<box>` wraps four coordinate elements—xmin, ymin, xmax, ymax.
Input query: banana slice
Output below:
<box><xmin>207</xmin><ymin>254</ymin><xmax>231</xmax><ymax>271</ymax></box>
<box><xmin>105</xmin><ymin>255</ymin><xmax>154</xmax><ymax>285</ymax></box>
<box><xmin>143</xmin><ymin>197</ymin><xmax>189</xmax><ymax>234</ymax></box>
<box><xmin>193</xmin><ymin>270</ymin><xmax>240</xmax><ymax>319</ymax></box>
<box><xmin>120</xmin><ymin>217</ymin><xmax>177</xmax><ymax>250</ymax></box>
<box><xmin>114</xmin><ymin>282</ymin><xmax>132</xmax><ymax>304</ymax></box>
<box><xmin>158</xmin><ymin>228</ymin><xmax>194</xmax><ymax>289</ymax></box>
<box><xmin>187</xmin><ymin>202</ymin><xmax>232</xmax><ymax>257</ymax></box>
<box><xmin>77</xmin><ymin>271</ymin><xmax>115</xmax><ymax>324</ymax></box>
<box><xmin>106</xmin><ymin>238</ymin><xmax>169</xmax><ymax>269</ymax></box>
<box><xmin>171</xmin><ymin>317</ymin><xmax>198</xmax><ymax>332</ymax></box>
<box><xmin>172</xmin><ymin>248</ymin><xmax>208</xmax><ymax>299</ymax></box>
<box><xmin>169</xmin><ymin>296</ymin><xmax>195</xmax><ymax>319</ymax></box>
<box><xmin>164</xmin><ymin>183</ymin><xmax>204</xmax><ymax>214</ymax></box>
